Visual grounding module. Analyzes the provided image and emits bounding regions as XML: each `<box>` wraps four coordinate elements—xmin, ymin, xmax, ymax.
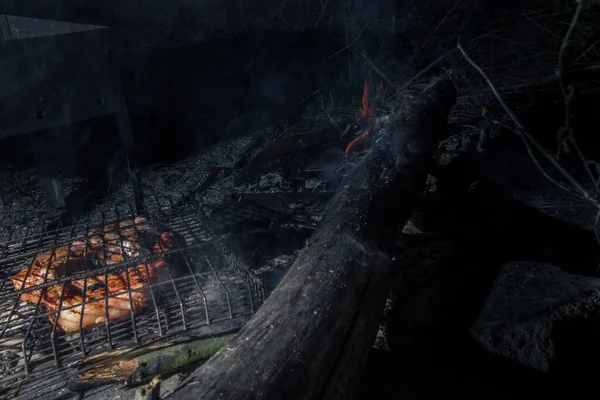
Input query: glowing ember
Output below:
<box><xmin>346</xmin><ymin>80</ymin><xmax>383</xmax><ymax>153</ymax></box>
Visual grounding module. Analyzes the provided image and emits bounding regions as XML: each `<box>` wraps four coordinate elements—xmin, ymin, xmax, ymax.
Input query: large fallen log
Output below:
<box><xmin>176</xmin><ymin>76</ymin><xmax>457</xmax><ymax>400</ymax></box>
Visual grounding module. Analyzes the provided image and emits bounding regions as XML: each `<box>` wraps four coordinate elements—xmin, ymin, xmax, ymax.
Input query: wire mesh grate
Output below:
<box><xmin>0</xmin><ymin>199</ymin><xmax>263</xmax><ymax>399</ymax></box>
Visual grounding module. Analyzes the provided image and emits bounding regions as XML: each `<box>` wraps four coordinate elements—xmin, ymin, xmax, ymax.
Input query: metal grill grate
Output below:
<box><xmin>0</xmin><ymin>198</ymin><xmax>264</xmax><ymax>399</ymax></box>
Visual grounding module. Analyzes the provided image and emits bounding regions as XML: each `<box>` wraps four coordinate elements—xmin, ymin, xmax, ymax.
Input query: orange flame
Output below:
<box><xmin>346</xmin><ymin>80</ymin><xmax>383</xmax><ymax>153</ymax></box>
<box><xmin>345</xmin><ymin>126</ymin><xmax>372</xmax><ymax>154</ymax></box>
<box><xmin>360</xmin><ymin>81</ymin><xmax>373</xmax><ymax>121</ymax></box>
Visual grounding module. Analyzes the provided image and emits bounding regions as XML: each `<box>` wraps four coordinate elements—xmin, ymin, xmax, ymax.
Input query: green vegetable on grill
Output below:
<box><xmin>69</xmin><ymin>333</ymin><xmax>235</xmax><ymax>391</ymax></box>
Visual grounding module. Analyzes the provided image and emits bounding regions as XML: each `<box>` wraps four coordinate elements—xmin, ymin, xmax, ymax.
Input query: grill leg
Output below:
<box><xmin>109</xmin><ymin>58</ymin><xmax>145</xmax><ymax>215</ymax></box>
<box><xmin>29</xmin><ymin>133</ymin><xmax>67</xmax><ymax>210</ymax></box>
<box><xmin>126</xmin><ymin>154</ymin><xmax>145</xmax><ymax>215</ymax></box>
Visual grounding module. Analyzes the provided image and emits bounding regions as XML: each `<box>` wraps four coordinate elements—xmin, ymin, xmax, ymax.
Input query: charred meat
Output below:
<box><xmin>43</xmin><ymin>260</ymin><xmax>164</xmax><ymax>333</ymax></box>
<box><xmin>10</xmin><ymin>217</ymin><xmax>179</xmax><ymax>332</ymax></box>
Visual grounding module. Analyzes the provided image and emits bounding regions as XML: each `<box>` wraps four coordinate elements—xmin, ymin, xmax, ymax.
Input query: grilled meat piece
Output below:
<box><xmin>153</xmin><ymin>232</ymin><xmax>178</xmax><ymax>253</ymax></box>
<box><xmin>10</xmin><ymin>217</ymin><xmax>178</xmax><ymax>333</ymax></box>
<box><xmin>10</xmin><ymin>241</ymin><xmax>90</xmax><ymax>303</ymax></box>
<box><xmin>91</xmin><ymin>216</ymin><xmax>152</xmax><ymax>264</ymax></box>
<box><xmin>43</xmin><ymin>260</ymin><xmax>164</xmax><ymax>333</ymax></box>
<box><xmin>11</xmin><ymin>217</ymin><xmax>152</xmax><ymax>299</ymax></box>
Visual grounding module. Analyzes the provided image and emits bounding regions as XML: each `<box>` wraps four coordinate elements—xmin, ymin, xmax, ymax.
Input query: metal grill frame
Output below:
<box><xmin>0</xmin><ymin>196</ymin><xmax>264</xmax><ymax>398</ymax></box>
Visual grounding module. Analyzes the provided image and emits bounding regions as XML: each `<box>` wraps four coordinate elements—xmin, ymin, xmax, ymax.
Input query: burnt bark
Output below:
<box><xmin>176</xmin><ymin>76</ymin><xmax>457</xmax><ymax>400</ymax></box>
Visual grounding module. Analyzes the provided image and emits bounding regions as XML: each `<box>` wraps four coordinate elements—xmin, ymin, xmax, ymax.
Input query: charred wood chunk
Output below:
<box><xmin>176</xmin><ymin>76</ymin><xmax>457</xmax><ymax>400</ymax></box>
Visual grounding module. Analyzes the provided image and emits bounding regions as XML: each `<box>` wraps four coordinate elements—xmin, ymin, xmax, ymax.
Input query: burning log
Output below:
<box><xmin>177</xmin><ymin>75</ymin><xmax>457</xmax><ymax>400</ymax></box>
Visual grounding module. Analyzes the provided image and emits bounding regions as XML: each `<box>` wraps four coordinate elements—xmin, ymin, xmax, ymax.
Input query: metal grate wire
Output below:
<box><xmin>0</xmin><ymin>197</ymin><xmax>263</xmax><ymax>399</ymax></box>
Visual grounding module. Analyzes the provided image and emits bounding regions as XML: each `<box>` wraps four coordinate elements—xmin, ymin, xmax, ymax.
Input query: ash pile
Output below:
<box><xmin>139</xmin><ymin>124</ymin><xmax>350</xmax><ymax>297</ymax></box>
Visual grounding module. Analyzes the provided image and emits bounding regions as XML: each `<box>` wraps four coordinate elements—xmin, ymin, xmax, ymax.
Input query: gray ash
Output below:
<box><xmin>0</xmin><ymin>350</ymin><xmax>19</xmax><ymax>380</ymax></box>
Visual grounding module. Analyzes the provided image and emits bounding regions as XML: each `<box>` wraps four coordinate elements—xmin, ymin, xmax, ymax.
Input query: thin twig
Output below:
<box><xmin>493</xmin><ymin>120</ymin><xmax>573</xmax><ymax>193</ymax></box>
<box><xmin>354</xmin><ymin>50</ymin><xmax>401</xmax><ymax>92</ymax></box>
<box><xmin>556</xmin><ymin>0</ymin><xmax>584</xmax><ymax>156</ymax></box>
<box><xmin>278</xmin><ymin>0</ymin><xmax>287</xmax><ymax>13</ymax></box>
<box><xmin>314</xmin><ymin>0</ymin><xmax>333</xmax><ymax>28</ymax></box>
<box><xmin>573</xmin><ymin>141</ymin><xmax>600</xmax><ymax>195</ymax></box>
<box><xmin>521</xmin><ymin>12</ymin><xmax>562</xmax><ymax>39</ymax></box>
<box><xmin>323</xmin><ymin>23</ymin><xmax>368</xmax><ymax>62</ymax></box>
<box><xmin>270</xmin><ymin>10</ymin><xmax>295</xmax><ymax>29</ymax></box>
<box><xmin>409</xmin><ymin>1</ymin><xmax>461</xmax><ymax>63</ymax></box>
<box><xmin>297</xmin><ymin>89</ymin><xmax>320</xmax><ymax>105</ymax></box>
<box><xmin>457</xmin><ymin>42</ymin><xmax>523</xmax><ymax>130</ymax></box>
<box><xmin>555</xmin><ymin>1</ymin><xmax>600</xmax><ymax>195</ymax></box>
<box><xmin>398</xmin><ymin>49</ymin><xmax>455</xmax><ymax>92</ymax></box>
<box><xmin>457</xmin><ymin>40</ymin><xmax>600</xmax><ymax>210</ymax></box>
<box><xmin>573</xmin><ymin>39</ymin><xmax>600</xmax><ymax>64</ymax></box>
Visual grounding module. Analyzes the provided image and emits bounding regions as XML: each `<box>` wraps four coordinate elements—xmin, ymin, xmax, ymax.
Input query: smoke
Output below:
<box><xmin>342</xmin><ymin>232</ymin><xmax>391</xmax><ymax>269</ymax></box>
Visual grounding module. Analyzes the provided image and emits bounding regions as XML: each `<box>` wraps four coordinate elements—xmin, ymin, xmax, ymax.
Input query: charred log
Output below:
<box><xmin>176</xmin><ymin>76</ymin><xmax>457</xmax><ymax>400</ymax></box>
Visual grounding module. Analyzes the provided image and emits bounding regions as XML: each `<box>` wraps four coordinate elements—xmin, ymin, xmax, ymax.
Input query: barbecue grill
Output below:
<box><xmin>0</xmin><ymin>196</ymin><xmax>264</xmax><ymax>399</ymax></box>
<box><xmin>0</xmin><ymin>15</ymin><xmax>144</xmax><ymax>215</ymax></box>
<box><xmin>0</xmin><ymin>14</ymin><xmax>272</xmax><ymax>399</ymax></box>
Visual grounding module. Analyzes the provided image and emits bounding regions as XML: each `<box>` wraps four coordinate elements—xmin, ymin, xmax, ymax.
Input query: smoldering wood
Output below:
<box><xmin>163</xmin><ymin>76</ymin><xmax>458</xmax><ymax>400</ymax></box>
<box><xmin>320</xmin><ymin>258</ymin><xmax>391</xmax><ymax>400</ymax></box>
<box><xmin>135</xmin><ymin>376</ymin><xmax>162</xmax><ymax>400</ymax></box>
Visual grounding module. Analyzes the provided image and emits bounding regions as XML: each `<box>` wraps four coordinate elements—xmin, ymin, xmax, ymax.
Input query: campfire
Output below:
<box><xmin>2</xmin><ymin>1</ymin><xmax>600</xmax><ymax>399</ymax></box>
<box><xmin>345</xmin><ymin>80</ymin><xmax>384</xmax><ymax>154</ymax></box>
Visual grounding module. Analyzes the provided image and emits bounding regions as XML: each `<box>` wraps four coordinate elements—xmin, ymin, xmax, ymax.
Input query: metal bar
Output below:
<box><xmin>167</xmin><ymin>264</ymin><xmax>187</xmax><ymax>331</ymax></box>
<box><xmin>157</xmin><ymin>199</ymin><xmax>212</xmax><ymax>327</ymax></box>
<box><xmin>3</xmin><ymin>221</ymin><xmax>100</xmax><ymax>258</ymax></box>
<box><xmin>106</xmin><ymin>44</ymin><xmax>145</xmax><ymax>216</ymax></box>
<box><xmin>168</xmin><ymin>216</ymin><xmax>210</xmax><ymax>325</ymax></box>
<box><xmin>78</xmin><ymin>218</ymin><xmax>94</xmax><ymax>357</ymax></box>
<box><xmin>197</xmin><ymin>208</ymin><xmax>259</xmax><ymax>313</ymax></box>
<box><xmin>24</xmin><ymin>273</ymin><xmax>220</xmax><ymax>318</ymax></box>
<box><xmin>103</xmin><ymin>268</ymin><xmax>113</xmax><ymax>348</ymax></box>
<box><xmin>99</xmin><ymin>211</ymin><xmax>114</xmax><ymax>348</ymax></box>
<box><xmin>20</xmin><ymin>228</ymin><xmax>61</xmax><ymax>375</ymax></box>
<box><xmin>0</xmin><ymin>245</ymin><xmax>207</xmax><ymax>299</ymax></box>
<box><xmin>153</xmin><ymin>241</ymin><xmax>187</xmax><ymax>331</ymax></box>
<box><xmin>0</xmin><ymin>222</ymin><xmax>55</xmax><ymax>339</ymax></box>
<box><xmin>142</xmin><ymin>259</ymin><xmax>163</xmax><ymax>337</ymax></box>
<box><xmin>0</xmin><ymin>254</ymin><xmax>38</xmax><ymax>339</ymax></box>
<box><xmin>0</xmin><ymin>225</ymin><xmax>31</xmax><ymax>295</ymax></box>
<box><xmin>119</xmin><ymin>203</ymin><xmax>140</xmax><ymax>343</ymax></box>
<box><xmin>203</xmin><ymin>255</ymin><xmax>233</xmax><ymax>319</ymax></box>
<box><xmin>122</xmin><ymin>263</ymin><xmax>140</xmax><ymax>343</ymax></box>
<box><xmin>0</xmin><ymin>371</ymin><xmax>26</xmax><ymax>386</ymax></box>
<box><xmin>229</xmin><ymin>255</ymin><xmax>257</xmax><ymax>314</ymax></box>
<box><xmin>0</xmin><ymin>211</ymin><xmax>100</xmax><ymax>250</ymax></box>
<box><xmin>0</xmin><ymin>230</ymin><xmax>74</xmax><ymax>265</ymax></box>
<box><xmin>49</xmin><ymin>223</ymin><xmax>78</xmax><ymax>367</ymax></box>
<box><xmin>152</xmin><ymin>200</ymin><xmax>187</xmax><ymax>330</ymax></box>
<box><xmin>13</xmin><ymin>378</ymin><xmax>24</xmax><ymax>399</ymax></box>
<box><xmin>126</xmin><ymin>203</ymin><xmax>154</xmax><ymax>338</ymax></box>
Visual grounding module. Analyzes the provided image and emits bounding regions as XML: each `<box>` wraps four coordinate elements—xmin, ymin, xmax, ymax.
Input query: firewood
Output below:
<box><xmin>176</xmin><ymin>75</ymin><xmax>457</xmax><ymax>400</ymax></box>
